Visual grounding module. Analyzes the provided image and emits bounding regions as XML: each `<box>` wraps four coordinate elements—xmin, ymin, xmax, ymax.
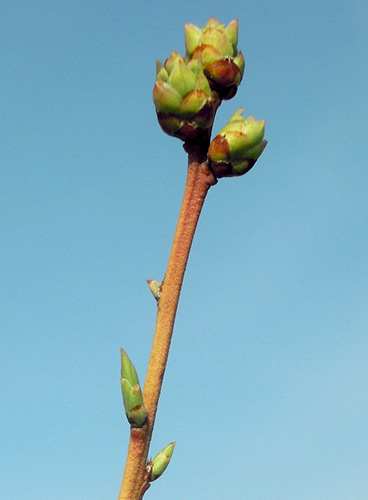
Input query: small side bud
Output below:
<box><xmin>149</xmin><ymin>442</ymin><xmax>176</xmax><ymax>482</ymax></box>
<box><xmin>147</xmin><ymin>279</ymin><xmax>162</xmax><ymax>301</ymax></box>
<box><xmin>120</xmin><ymin>349</ymin><xmax>147</xmax><ymax>427</ymax></box>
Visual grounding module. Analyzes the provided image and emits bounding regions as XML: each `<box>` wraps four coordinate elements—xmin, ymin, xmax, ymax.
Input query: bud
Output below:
<box><xmin>149</xmin><ymin>442</ymin><xmax>176</xmax><ymax>482</ymax></box>
<box><xmin>120</xmin><ymin>349</ymin><xmax>147</xmax><ymax>427</ymax></box>
<box><xmin>185</xmin><ymin>18</ymin><xmax>245</xmax><ymax>100</ymax></box>
<box><xmin>153</xmin><ymin>51</ymin><xmax>219</xmax><ymax>141</ymax></box>
<box><xmin>207</xmin><ymin>108</ymin><xmax>267</xmax><ymax>178</ymax></box>
<box><xmin>147</xmin><ymin>279</ymin><xmax>162</xmax><ymax>301</ymax></box>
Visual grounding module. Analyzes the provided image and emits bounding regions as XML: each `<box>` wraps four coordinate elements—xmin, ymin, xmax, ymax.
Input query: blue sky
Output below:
<box><xmin>1</xmin><ymin>1</ymin><xmax>367</xmax><ymax>499</ymax></box>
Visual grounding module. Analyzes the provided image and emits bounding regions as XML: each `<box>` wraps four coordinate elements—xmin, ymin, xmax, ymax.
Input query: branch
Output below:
<box><xmin>118</xmin><ymin>149</ymin><xmax>217</xmax><ymax>500</ymax></box>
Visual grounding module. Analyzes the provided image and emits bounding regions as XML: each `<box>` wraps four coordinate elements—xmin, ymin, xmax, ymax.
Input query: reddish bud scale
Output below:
<box><xmin>205</xmin><ymin>59</ymin><xmax>241</xmax><ymax>92</ymax></box>
<box><xmin>155</xmin><ymin>97</ymin><xmax>218</xmax><ymax>141</ymax></box>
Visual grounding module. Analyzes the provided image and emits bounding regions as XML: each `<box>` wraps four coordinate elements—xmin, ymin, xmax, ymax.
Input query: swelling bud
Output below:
<box><xmin>185</xmin><ymin>18</ymin><xmax>245</xmax><ymax>100</ymax></box>
<box><xmin>208</xmin><ymin>108</ymin><xmax>267</xmax><ymax>178</ymax></box>
<box><xmin>148</xmin><ymin>442</ymin><xmax>176</xmax><ymax>482</ymax></box>
<box><xmin>153</xmin><ymin>51</ymin><xmax>219</xmax><ymax>141</ymax></box>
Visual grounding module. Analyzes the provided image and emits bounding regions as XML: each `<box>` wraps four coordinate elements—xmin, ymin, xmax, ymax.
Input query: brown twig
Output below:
<box><xmin>118</xmin><ymin>145</ymin><xmax>217</xmax><ymax>500</ymax></box>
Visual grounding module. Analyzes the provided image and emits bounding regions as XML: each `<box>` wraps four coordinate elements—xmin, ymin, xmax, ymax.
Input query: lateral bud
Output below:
<box><xmin>148</xmin><ymin>442</ymin><xmax>176</xmax><ymax>482</ymax></box>
<box><xmin>147</xmin><ymin>279</ymin><xmax>162</xmax><ymax>301</ymax></box>
<box><xmin>120</xmin><ymin>349</ymin><xmax>147</xmax><ymax>427</ymax></box>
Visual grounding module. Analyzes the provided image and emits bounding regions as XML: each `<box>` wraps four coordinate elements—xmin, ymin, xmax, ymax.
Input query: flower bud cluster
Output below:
<box><xmin>185</xmin><ymin>17</ymin><xmax>245</xmax><ymax>100</ymax></box>
<box><xmin>208</xmin><ymin>108</ymin><xmax>267</xmax><ymax>177</ymax></box>
<box><xmin>153</xmin><ymin>17</ymin><xmax>267</xmax><ymax>176</ymax></box>
<box><xmin>153</xmin><ymin>51</ymin><xmax>218</xmax><ymax>141</ymax></box>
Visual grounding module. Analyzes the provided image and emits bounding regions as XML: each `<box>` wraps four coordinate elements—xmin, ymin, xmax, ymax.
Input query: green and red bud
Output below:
<box><xmin>147</xmin><ymin>279</ymin><xmax>162</xmax><ymax>301</ymax></box>
<box><xmin>207</xmin><ymin>108</ymin><xmax>267</xmax><ymax>178</ymax></box>
<box><xmin>148</xmin><ymin>442</ymin><xmax>176</xmax><ymax>482</ymax></box>
<box><xmin>153</xmin><ymin>51</ymin><xmax>219</xmax><ymax>141</ymax></box>
<box><xmin>185</xmin><ymin>18</ymin><xmax>245</xmax><ymax>100</ymax></box>
<box><xmin>120</xmin><ymin>349</ymin><xmax>147</xmax><ymax>427</ymax></box>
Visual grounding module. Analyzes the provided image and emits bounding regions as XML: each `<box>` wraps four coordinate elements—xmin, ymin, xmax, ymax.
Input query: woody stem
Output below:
<box><xmin>118</xmin><ymin>146</ymin><xmax>217</xmax><ymax>500</ymax></box>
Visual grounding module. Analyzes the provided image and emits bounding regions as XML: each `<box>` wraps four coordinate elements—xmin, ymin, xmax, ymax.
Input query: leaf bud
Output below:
<box><xmin>149</xmin><ymin>442</ymin><xmax>176</xmax><ymax>482</ymax></box>
<box><xmin>120</xmin><ymin>349</ymin><xmax>147</xmax><ymax>427</ymax></box>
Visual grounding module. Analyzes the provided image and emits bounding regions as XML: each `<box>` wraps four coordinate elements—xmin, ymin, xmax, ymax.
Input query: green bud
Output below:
<box><xmin>207</xmin><ymin>108</ymin><xmax>267</xmax><ymax>178</ymax></box>
<box><xmin>147</xmin><ymin>279</ymin><xmax>162</xmax><ymax>301</ymax></box>
<box><xmin>120</xmin><ymin>349</ymin><xmax>147</xmax><ymax>427</ymax></box>
<box><xmin>184</xmin><ymin>18</ymin><xmax>244</xmax><ymax>100</ymax></box>
<box><xmin>153</xmin><ymin>51</ymin><xmax>219</xmax><ymax>141</ymax></box>
<box><xmin>149</xmin><ymin>442</ymin><xmax>176</xmax><ymax>482</ymax></box>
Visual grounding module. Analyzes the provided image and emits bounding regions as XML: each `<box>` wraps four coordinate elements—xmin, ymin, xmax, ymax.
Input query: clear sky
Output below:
<box><xmin>1</xmin><ymin>1</ymin><xmax>367</xmax><ymax>499</ymax></box>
